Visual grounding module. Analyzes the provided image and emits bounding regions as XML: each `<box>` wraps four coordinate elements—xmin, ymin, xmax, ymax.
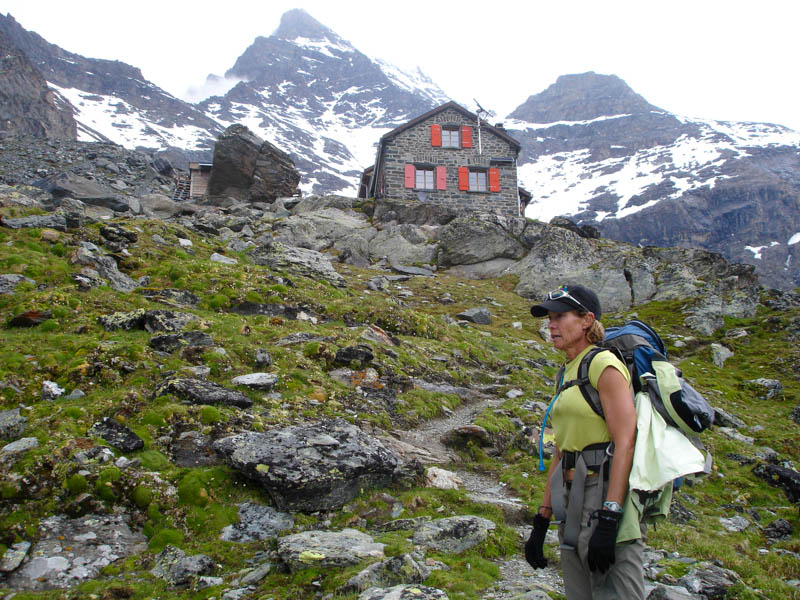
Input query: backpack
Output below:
<box><xmin>537</xmin><ymin>319</ymin><xmax>714</xmax><ymax>477</ymax></box>
<box><xmin>558</xmin><ymin>319</ymin><xmax>714</xmax><ymax>436</ymax></box>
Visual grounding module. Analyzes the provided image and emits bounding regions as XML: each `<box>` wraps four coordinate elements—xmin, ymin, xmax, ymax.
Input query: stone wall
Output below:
<box><xmin>377</xmin><ymin>108</ymin><xmax>520</xmax><ymax>217</ymax></box>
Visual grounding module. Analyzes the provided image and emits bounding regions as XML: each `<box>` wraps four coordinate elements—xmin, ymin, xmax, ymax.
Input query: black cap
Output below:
<box><xmin>530</xmin><ymin>284</ymin><xmax>602</xmax><ymax>318</ymax></box>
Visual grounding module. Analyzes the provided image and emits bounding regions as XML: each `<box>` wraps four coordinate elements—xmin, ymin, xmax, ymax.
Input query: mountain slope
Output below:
<box><xmin>198</xmin><ymin>9</ymin><xmax>449</xmax><ymax>193</ymax></box>
<box><xmin>0</xmin><ymin>13</ymin><xmax>223</xmax><ymax>153</ymax></box>
<box><xmin>0</xmin><ymin>25</ymin><xmax>76</xmax><ymax>139</ymax></box>
<box><xmin>510</xmin><ymin>72</ymin><xmax>800</xmax><ymax>290</ymax></box>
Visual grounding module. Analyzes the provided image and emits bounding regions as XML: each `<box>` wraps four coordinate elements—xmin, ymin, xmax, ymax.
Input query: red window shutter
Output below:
<box><xmin>489</xmin><ymin>168</ymin><xmax>500</xmax><ymax>192</ymax></box>
<box><xmin>461</xmin><ymin>126</ymin><xmax>473</xmax><ymax>148</ymax></box>
<box><xmin>404</xmin><ymin>164</ymin><xmax>415</xmax><ymax>188</ymax></box>
<box><xmin>431</xmin><ymin>124</ymin><xmax>442</xmax><ymax>147</ymax></box>
<box><xmin>436</xmin><ymin>166</ymin><xmax>447</xmax><ymax>190</ymax></box>
<box><xmin>458</xmin><ymin>167</ymin><xmax>469</xmax><ymax>191</ymax></box>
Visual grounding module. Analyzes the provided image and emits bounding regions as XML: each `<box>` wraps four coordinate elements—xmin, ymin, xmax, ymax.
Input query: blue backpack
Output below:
<box><xmin>538</xmin><ymin>319</ymin><xmax>714</xmax><ymax>472</ymax></box>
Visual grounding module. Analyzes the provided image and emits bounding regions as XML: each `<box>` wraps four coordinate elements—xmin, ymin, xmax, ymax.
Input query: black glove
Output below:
<box><xmin>524</xmin><ymin>513</ymin><xmax>550</xmax><ymax>568</ymax></box>
<box><xmin>587</xmin><ymin>509</ymin><xmax>623</xmax><ymax>573</ymax></box>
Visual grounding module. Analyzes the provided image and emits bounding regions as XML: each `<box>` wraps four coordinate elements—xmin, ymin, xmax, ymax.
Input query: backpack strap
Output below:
<box><xmin>554</xmin><ymin>346</ymin><xmax>624</xmax><ymax>418</ymax></box>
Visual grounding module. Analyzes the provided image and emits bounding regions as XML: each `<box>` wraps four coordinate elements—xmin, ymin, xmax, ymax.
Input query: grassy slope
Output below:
<box><xmin>0</xmin><ymin>212</ymin><xmax>798</xmax><ymax>599</ymax></box>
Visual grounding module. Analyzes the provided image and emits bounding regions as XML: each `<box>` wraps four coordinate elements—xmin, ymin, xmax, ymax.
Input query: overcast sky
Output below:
<box><xmin>4</xmin><ymin>0</ymin><xmax>799</xmax><ymax>130</ymax></box>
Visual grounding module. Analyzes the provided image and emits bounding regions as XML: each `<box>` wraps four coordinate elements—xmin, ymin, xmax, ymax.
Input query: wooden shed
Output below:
<box><xmin>188</xmin><ymin>162</ymin><xmax>213</xmax><ymax>199</ymax></box>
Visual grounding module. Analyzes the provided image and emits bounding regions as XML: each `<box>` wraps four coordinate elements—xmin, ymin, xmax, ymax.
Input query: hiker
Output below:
<box><xmin>525</xmin><ymin>284</ymin><xmax>645</xmax><ymax>600</ymax></box>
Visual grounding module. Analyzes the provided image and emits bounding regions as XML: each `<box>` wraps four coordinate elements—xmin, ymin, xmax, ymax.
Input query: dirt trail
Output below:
<box><xmin>381</xmin><ymin>393</ymin><xmax>567</xmax><ymax>599</ymax></box>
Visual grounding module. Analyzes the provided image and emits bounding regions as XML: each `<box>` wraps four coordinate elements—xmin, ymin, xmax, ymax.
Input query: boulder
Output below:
<box><xmin>455</xmin><ymin>307</ymin><xmax>492</xmax><ymax>324</ymax></box>
<box><xmin>98</xmin><ymin>309</ymin><xmax>196</xmax><ymax>332</ymax></box>
<box><xmin>34</xmin><ymin>172</ymin><xmax>138</xmax><ymax>213</ymax></box>
<box><xmin>752</xmin><ymin>463</ymin><xmax>800</xmax><ymax>503</ymax></box>
<box><xmin>219</xmin><ymin>503</ymin><xmax>294</xmax><ymax>542</ymax></box>
<box><xmin>150</xmin><ymin>545</ymin><xmax>214</xmax><ymax>587</ymax></box>
<box><xmin>437</xmin><ymin>215</ymin><xmax>527</xmax><ymax>266</ymax></box>
<box><xmin>357</xmin><ymin>584</ymin><xmax>449</xmax><ymax>599</ymax></box>
<box><xmin>87</xmin><ymin>417</ymin><xmax>145</xmax><ymax>452</ymax></box>
<box><xmin>206</xmin><ymin>124</ymin><xmax>300</xmax><ymax>203</ymax></box>
<box><xmin>412</xmin><ymin>515</ymin><xmax>495</xmax><ymax>553</ymax></box>
<box><xmin>249</xmin><ymin>241</ymin><xmax>346</xmax><ymax>288</ymax></box>
<box><xmin>369</xmin><ymin>224</ymin><xmax>438</xmax><ymax>265</ymax></box>
<box><xmin>277</xmin><ymin>528</ymin><xmax>384</xmax><ymax>572</ymax></box>
<box><xmin>153</xmin><ymin>377</ymin><xmax>253</xmax><ymax>408</ymax></box>
<box><xmin>678</xmin><ymin>562</ymin><xmax>741</xmax><ymax>599</ymax></box>
<box><xmin>1</xmin><ymin>214</ymin><xmax>68</xmax><ymax>231</ymax></box>
<box><xmin>148</xmin><ymin>331</ymin><xmax>214</xmax><ymax>354</ymax></box>
<box><xmin>0</xmin><ymin>408</ymin><xmax>27</xmax><ymax>440</ymax></box>
<box><xmin>344</xmin><ymin>554</ymin><xmax>432</xmax><ymax>593</ymax></box>
<box><xmin>69</xmin><ymin>245</ymin><xmax>139</xmax><ymax>293</ymax></box>
<box><xmin>0</xmin><ymin>274</ymin><xmax>35</xmax><ymax>294</ymax></box>
<box><xmin>213</xmin><ymin>418</ymin><xmax>398</xmax><ymax>511</ymax></box>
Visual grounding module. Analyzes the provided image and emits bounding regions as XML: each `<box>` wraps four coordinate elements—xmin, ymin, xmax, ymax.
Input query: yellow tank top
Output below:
<box><xmin>550</xmin><ymin>345</ymin><xmax>631</xmax><ymax>452</ymax></box>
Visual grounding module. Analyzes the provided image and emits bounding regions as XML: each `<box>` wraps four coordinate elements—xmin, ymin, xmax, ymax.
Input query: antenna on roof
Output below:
<box><xmin>473</xmin><ymin>99</ymin><xmax>496</xmax><ymax>155</ymax></box>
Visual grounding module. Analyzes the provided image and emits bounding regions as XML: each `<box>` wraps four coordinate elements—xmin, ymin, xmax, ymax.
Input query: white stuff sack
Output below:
<box><xmin>629</xmin><ymin>391</ymin><xmax>707</xmax><ymax>492</ymax></box>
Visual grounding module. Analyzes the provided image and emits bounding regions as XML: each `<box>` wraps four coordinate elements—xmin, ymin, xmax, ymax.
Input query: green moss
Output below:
<box><xmin>200</xmin><ymin>405</ymin><xmax>221</xmax><ymax>424</ymax></box>
<box><xmin>138</xmin><ymin>450</ymin><xmax>171</xmax><ymax>471</ymax></box>
<box><xmin>148</xmin><ymin>528</ymin><xmax>184</xmax><ymax>552</ymax></box>
<box><xmin>244</xmin><ymin>290</ymin><xmax>265</xmax><ymax>303</ymax></box>
<box><xmin>64</xmin><ymin>406</ymin><xmax>82</xmax><ymax>419</ymax></box>
<box><xmin>66</xmin><ymin>474</ymin><xmax>88</xmax><ymax>495</ymax></box>
<box><xmin>132</xmin><ymin>485</ymin><xmax>153</xmax><ymax>508</ymax></box>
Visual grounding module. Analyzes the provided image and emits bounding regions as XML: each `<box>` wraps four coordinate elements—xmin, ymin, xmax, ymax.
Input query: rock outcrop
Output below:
<box><xmin>0</xmin><ymin>27</ymin><xmax>76</xmax><ymax>140</ymax></box>
<box><xmin>206</xmin><ymin>124</ymin><xmax>300</xmax><ymax>204</ymax></box>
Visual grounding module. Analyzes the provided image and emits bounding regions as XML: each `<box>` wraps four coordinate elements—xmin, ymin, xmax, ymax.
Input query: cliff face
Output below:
<box><xmin>0</xmin><ymin>26</ymin><xmax>76</xmax><ymax>139</ymax></box>
<box><xmin>511</xmin><ymin>72</ymin><xmax>800</xmax><ymax>290</ymax></box>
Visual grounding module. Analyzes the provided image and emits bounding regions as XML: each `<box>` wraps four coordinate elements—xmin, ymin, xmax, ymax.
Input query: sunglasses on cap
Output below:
<box><xmin>547</xmin><ymin>286</ymin><xmax>593</xmax><ymax>314</ymax></box>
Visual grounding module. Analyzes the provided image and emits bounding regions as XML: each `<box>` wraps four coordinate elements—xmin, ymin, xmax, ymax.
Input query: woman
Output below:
<box><xmin>524</xmin><ymin>284</ymin><xmax>643</xmax><ymax>600</ymax></box>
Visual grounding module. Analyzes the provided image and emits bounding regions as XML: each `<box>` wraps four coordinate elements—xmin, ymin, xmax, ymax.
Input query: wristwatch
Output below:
<box><xmin>603</xmin><ymin>500</ymin><xmax>623</xmax><ymax>513</ymax></box>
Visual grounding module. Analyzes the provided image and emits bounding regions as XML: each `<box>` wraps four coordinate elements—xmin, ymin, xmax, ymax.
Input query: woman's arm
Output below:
<box><xmin>596</xmin><ymin>366</ymin><xmax>636</xmax><ymax>505</ymax></box>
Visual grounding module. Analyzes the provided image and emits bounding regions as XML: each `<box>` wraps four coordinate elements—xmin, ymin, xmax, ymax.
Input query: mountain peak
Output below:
<box><xmin>272</xmin><ymin>9</ymin><xmax>335</xmax><ymax>41</ymax></box>
<box><xmin>509</xmin><ymin>71</ymin><xmax>661</xmax><ymax>123</ymax></box>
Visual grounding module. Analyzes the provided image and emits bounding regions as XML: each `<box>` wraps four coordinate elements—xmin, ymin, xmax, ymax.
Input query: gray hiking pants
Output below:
<box><xmin>557</xmin><ymin>475</ymin><xmax>645</xmax><ymax>600</ymax></box>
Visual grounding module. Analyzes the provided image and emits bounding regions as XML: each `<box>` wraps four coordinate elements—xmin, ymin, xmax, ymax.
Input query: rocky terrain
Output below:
<box><xmin>2</xmin><ymin>10</ymin><xmax>800</xmax><ymax>291</ymax></box>
<box><xmin>0</xmin><ymin>138</ymin><xmax>799</xmax><ymax>599</ymax></box>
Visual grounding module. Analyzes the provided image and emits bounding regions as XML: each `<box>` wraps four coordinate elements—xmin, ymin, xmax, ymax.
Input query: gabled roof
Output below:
<box><xmin>379</xmin><ymin>101</ymin><xmax>521</xmax><ymax>151</ymax></box>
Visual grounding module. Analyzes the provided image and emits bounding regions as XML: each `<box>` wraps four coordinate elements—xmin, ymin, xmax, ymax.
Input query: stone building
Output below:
<box><xmin>363</xmin><ymin>101</ymin><xmax>524</xmax><ymax>216</ymax></box>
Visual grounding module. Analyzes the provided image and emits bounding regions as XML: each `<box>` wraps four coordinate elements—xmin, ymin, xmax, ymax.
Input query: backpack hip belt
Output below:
<box><xmin>551</xmin><ymin>441</ymin><xmax>613</xmax><ymax>551</ymax></box>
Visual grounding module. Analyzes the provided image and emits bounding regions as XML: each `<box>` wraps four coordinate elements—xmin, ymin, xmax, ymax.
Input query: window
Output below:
<box><xmin>415</xmin><ymin>167</ymin><xmax>435</xmax><ymax>190</ymax></box>
<box><xmin>469</xmin><ymin>170</ymin><xmax>487</xmax><ymax>191</ymax></box>
<box><xmin>442</xmin><ymin>128</ymin><xmax>460</xmax><ymax>148</ymax></box>
<box><xmin>458</xmin><ymin>167</ymin><xmax>500</xmax><ymax>192</ymax></box>
<box><xmin>406</xmin><ymin>164</ymin><xmax>447</xmax><ymax>190</ymax></box>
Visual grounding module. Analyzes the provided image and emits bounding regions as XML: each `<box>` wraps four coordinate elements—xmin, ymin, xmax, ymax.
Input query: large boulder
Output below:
<box><xmin>213</xmin><ymin>418</ymin><xmax>398</xmax><ymax>511</ymax></box>
<box><xmin>206</xmin><ymin>124</ymin><xmax>300</xmax><ymax>203</ymax></box>
<box><xmin>436</xmin><ymin>214</ymin><xmax>527</xmax><ymax>266</ymax></box>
